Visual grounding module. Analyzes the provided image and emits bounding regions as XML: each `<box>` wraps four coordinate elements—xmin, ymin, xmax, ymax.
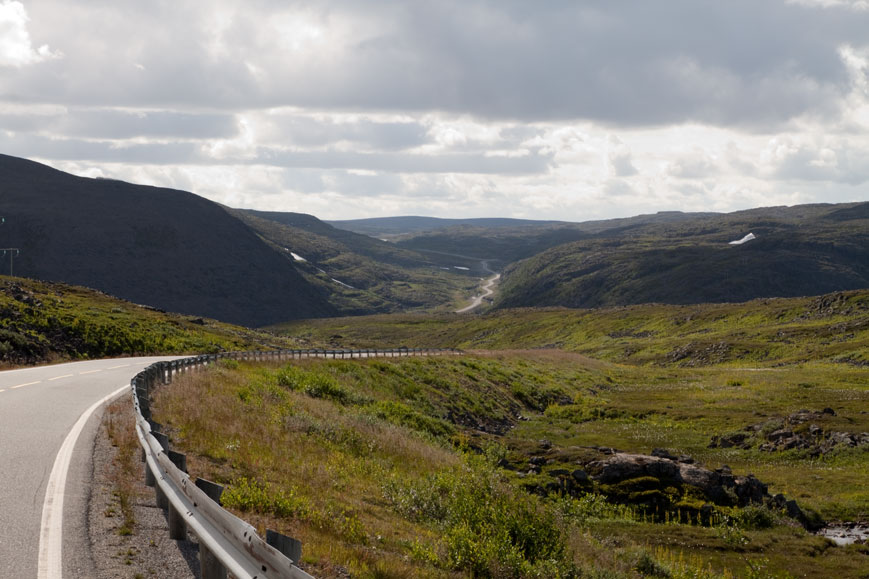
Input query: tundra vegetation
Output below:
<box><xmin>0</xmin><ymin>277</ymin><xmax>296</xmax><ymax>367</ymax></box>
<box><xmin>151</xmin><ymin>290</ymin><xmax>869</xmax><ymax>578</ymax></box>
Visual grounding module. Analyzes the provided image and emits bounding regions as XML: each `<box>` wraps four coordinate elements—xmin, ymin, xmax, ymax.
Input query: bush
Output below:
<box><xmin>370</xmin><ymin>400</ymin><xmax>454</xmax><ymax>438</ymax></box>
<box><xmin>383</xmin><ymin>459</ymin><xmax>576</xmax><ymax>577</ymax></box>
<box><xmin>732</xmin><ymin>505</ymin><xmax>776</xmax><ymax>530</ymax></box>
<box><xmin>276</xmin><ymin>365</ymin><xmax>355</xmax><ymax>404</ymax></box>
<box><xmin>222</xmin><ymin>477</ymin><xmax>309</xmax><ymax>519</ymax></box>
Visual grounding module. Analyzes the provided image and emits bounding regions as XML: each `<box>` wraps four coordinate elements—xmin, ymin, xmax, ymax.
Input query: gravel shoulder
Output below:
<box><xmin>87</xmin><ymin>398</ymin><xmax>200</xmax><ymax>579</ymax></box>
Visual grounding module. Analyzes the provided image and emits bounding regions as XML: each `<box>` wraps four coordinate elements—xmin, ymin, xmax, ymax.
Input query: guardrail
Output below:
<box><xmin>130</xmin><ymin>347</ymin><xmax>461</xmax><ymax>579</ymax></box>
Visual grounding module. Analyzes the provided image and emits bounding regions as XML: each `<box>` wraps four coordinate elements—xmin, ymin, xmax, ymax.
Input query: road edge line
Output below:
<box><xmin>37</xmin><ymin>384</ymin><xmax>128</xmax><ymax>579</ymax></box>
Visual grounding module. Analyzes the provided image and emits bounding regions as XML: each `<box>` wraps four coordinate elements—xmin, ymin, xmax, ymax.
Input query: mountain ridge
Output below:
<box><xmin>0</xmin><ymin>154</ymin><xmax>334</xmax><ymax>327</ymax></box>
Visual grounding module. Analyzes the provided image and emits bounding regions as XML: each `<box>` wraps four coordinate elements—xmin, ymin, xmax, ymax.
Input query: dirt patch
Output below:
<box><xmin>88</xmin><ymin>399</ymin><xmax>200</xmax><ymax>578</ymax></box>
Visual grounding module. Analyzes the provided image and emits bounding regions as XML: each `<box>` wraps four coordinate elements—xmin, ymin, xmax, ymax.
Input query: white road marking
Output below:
<box><xmin>11</xmin><ymin>381</ymin><xmax>41</xmax><ymax>389</ymax></box>
<box><xmin>37</xmin><ymin>384</ymin><xmax>128</xmax><ymax>579</ymax></box>
<box><xmin>106</xmin><ymin>364</ymin><xmax>130</xmax><ymax>369</ymax></box>
<box><xmin>78</xmin><ymin>370</ymin><xmax>102</xmax><ymax>375</ymax></box>
<box><xmin>48</xmin><ymin>375</ymin><xmax>74</xmax><ymax>381</ymax></box>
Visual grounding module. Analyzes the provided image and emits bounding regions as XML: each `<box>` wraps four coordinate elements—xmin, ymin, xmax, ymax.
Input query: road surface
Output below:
<box><xmin>456</xmin><ymin>261</ymin><xmax>500</xmax><ymax>313</ymax></box>
<box><xmin>0</xmin><ymin>357</ymin><xmax>177</xmax><ymax>579</ymax></box>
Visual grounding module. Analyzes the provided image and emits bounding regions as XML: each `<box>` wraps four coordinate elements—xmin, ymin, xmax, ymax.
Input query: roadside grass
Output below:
<box><xmin>153</xmin><ymin>351</ymin><xmax>869</xmax><ymax>577</ymax></box>
<box><xmin>104</xmin><ymin>397</ymin><xmax>141</xmax><ymax>536</ymax></box>
<box><xmin>0</xmin><ymin>276</ymin><xmax>300</xmax><ymax>365</ymax></box>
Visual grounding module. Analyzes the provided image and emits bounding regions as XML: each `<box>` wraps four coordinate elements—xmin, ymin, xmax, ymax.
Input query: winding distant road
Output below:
<box><xmin>0</xmin><ymin>357</ymin><xmax>177</xmax><ymax>579</ymax></box>
<box><xmin>456</xmin><ymin>261</ymin><xmax>500</xmax><ymax>313</ymax></box>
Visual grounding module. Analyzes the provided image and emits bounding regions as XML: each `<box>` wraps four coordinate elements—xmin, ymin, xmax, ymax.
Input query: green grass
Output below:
<box><xmin>153</xmin><ymin>348</ymin><xmax>869</xmax><ymax>577</ymax></box>
<box><xmin>275</xmin><ymin>289</ymin><xmax>869</xmax><ymax>367</ymax></box>
<box><xmin>0</xmin><ymin>276</ymin><xmax>299</xmax><ymax>366</ymax></box>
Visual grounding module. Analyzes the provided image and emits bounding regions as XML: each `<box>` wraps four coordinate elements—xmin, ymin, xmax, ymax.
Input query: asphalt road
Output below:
<box><xmin>0</xmin><ymin>357</ymin><xmax>177</xmax><ymax>579</ymax></box>
<box><xmin>456</xmin><ymin>261</ymin><xmax>500</xmax><ymax>314</ymax></box>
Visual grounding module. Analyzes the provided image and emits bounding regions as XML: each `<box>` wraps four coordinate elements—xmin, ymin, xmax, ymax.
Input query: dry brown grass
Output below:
<box><xmin>103</xmin><ymin>397</ymin><xmax>140</xmax><ymax>535</ymax></box>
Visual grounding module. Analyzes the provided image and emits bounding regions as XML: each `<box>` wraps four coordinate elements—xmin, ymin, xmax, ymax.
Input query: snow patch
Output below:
<box><xmin>729</xmin><ymin>233</ymin><xmax>756</xmax><ymax>246</ymax></box>
<box><xmin>284</xmin><ymin>249</ymin><xmax>307</xmax><ymax>262</ymax></box>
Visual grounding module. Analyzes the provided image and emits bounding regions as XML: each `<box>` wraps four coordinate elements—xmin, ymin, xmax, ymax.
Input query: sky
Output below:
<box><xmin>2</xmin><ymin>0</ymin><xmax>869</xmax><ymax>222</ymax></box>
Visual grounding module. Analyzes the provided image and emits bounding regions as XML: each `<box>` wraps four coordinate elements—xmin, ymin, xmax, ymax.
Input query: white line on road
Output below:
<box><xmin>48</xmin><ymin>375</ymin><xmax>74</xmax><ymax>381</ymax></box>
<box><xmin>106</xmin><ymin>364</ymin><xmax>130</xmax><ymax>369</ymax></box>
<box><xmin>78</xmin><ymin>370</ymin><xmax>102</xmax><ymax>375</ymax></box>
<box><xmin>37</xmin><ymin>384</ymin><xmax>128</xmax><ymax>579</ymax></box>
<box><xmin>11</xmin><ymin>381</ymin><xmax>41</xmax><ymax>389</ymax></box>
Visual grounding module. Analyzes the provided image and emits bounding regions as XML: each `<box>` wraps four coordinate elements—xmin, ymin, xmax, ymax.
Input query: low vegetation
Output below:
<box><xmin>0</xmin><ymin>276</ymin><xmax>297</xmax><ymax>366</ymax></box>
<box><xmin>276</xmin><ymin>289</ymin><xmax>869</xmax><ymax>368</ymax></box>
<box><xmin>153</xmin><ymin>343</ymin><xmax>868</xmax><ymax>577</ymax></box>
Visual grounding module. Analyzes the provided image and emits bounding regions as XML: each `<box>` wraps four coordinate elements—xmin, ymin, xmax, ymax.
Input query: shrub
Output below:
<box><xmin>382</xmin><ymin>459</ymin><xmax>575</xmax><ymax>577</ymax></box>
<box><xmin>222</xmin><ymin>477</ymin><xmax>309</xmax><ymax>518</ymax></box>
<box><xmin>732</xmin><ymin>505</ymin><xmax>776</xmax><ymax>530</ymax></box>
<box><xmin>370</xmin><ymin>400</ymin><xmax>454</xmax><ymax>438</ymax></box>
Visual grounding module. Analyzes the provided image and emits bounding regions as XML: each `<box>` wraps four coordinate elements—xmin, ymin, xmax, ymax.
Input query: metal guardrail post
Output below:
<box><xmin>168</xmin><ymin>502</ymin><xmax>186</xmax><ymax>540</ymax></box>
<box><xmin>200</xmin><ymin>545</ymin><xmax>227</xmax><ymax>579</ymax></box>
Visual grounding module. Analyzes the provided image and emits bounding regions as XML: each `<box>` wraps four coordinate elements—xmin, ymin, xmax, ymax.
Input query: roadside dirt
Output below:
<box><xmin>88</xmin><ymin>400</ymin><xmax>200</xmax><ymax>578</ymax></box>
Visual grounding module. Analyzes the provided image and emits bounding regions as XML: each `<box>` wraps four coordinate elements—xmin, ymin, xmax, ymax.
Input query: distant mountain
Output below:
<box><xmin>385</xmin><ymin>211</ymin><xmax>716</xmax><ymax>266</ymax></box>
<box><xmin>0</xmin><ymin>154</ymin><xmax>334</xmax><ymax>326</ymax></box>
<box><xmin>495</xmin><ymin>203</ymin><xmax>869</xmax><ymax>309</ymax></box>
<box><xmin>328</xmin><ymin>216</ymin><xmax>565</xmax><ymax>238</ymax></box>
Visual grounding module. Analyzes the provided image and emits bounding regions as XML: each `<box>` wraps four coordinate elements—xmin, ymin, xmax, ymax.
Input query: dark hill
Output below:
<box><xmin>0</xmin><ymin>154</ymin><xmax>334</xmax><ymax>326</ymax></box>
<box><xmin>328</xmin><ymin>215</ymin><xmax>565</xmax><ymax>238</ymax></box>
<box><xmin>387</xmin><ymin>211</ymin><xmax>715</xmax><ymax>266</ymax></box>
<box><xmin>495</xmin><ymin>203</ymin><xmax>869</xmax><ymax>309</ymax></box>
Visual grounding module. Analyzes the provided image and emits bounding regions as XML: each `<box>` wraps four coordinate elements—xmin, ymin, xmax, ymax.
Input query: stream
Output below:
<box><xmin>817</xmin><ymin>523</ymin><xmax>869</xmax><ymax>545</ymax></box>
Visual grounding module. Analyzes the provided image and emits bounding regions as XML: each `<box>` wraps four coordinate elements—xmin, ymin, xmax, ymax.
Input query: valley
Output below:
<box><xmin>1</xmin><ymin>154</ymin><xmax>868</xmax><ymax>578</ymax></box>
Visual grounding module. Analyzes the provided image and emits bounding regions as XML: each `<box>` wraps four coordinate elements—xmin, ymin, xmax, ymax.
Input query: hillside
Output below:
<box><xmin>234</xmin><ymin>209</ymin><xmax>479</xmax><ymax>313</ymax></box>
<box><xmin>163</xmin><ymin>292</ymin><xmax>869</xmax><ymax>577</ymax></box>
<box><xmin>385</xmin><ymin>211</ymin><xmax>717</xmax><ymax>267</ymax></box>
<box><xmin>0</xmin><ymin>155</ymin><xmax>334</xmax><ymax>327</ymax></box>
<box><xmin>276</xmin><ymin>289</ymin><xmax>869</xmax><ymax>367</ymax></box>
<box><xmin>327</xmin><ymin>215</ymin><xmax>565</xmax><ymax>239</ymax></box>
<box><xmin>0</xmin><ymin>276</ymin><xmax>297</xmax><ymax>366</ymax></box>
<box><xmin>495</xmin><ymin>203</ymin><xmax>869</xmax><ymax>309</ymax></box>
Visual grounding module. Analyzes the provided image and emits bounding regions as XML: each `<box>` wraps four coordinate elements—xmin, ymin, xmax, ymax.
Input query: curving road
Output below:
<box><xmin>0</xmin><ymin>357</ymin><xmax>178</xmax><ymax>579</ymax></box>
<box><xmin>456</xmin><ymin>260</ymin><xmax>500</xmax><ymax>314</ymax></box>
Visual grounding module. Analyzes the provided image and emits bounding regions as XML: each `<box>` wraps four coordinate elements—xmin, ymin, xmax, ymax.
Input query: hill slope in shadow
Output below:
<box><xmin>0</xmin><ymin>154</ymin><xmax>334</xmax><ymax>326</ymax></box>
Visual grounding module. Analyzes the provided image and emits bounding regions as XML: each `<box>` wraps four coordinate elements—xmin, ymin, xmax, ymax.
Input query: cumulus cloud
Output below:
<box><xmin>606</xmin><ymin>136</ymin><xmax>638</xmax><ymax>177</ymax></box>
<box><xmin>2</xmin><ymin>1</ymin><xmax>869</xmax><ymax>220</ymax></box>
<box><xmin>0</xmin><ymin>1</ymin><xmax>61</xmax><ymax>67</ymax></box>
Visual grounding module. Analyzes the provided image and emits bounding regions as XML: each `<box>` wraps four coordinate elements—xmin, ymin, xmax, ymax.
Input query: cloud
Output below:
<box><xmin>606</xmin><ymin>136</ymin><xmax>638</xmax><ymax>177</ymax></box>
<box><xmin>0</xmin><ymin>1</ymin><xmax>61</xmax><ymax>67</ymax></box>
<box><xmin>2</xmin><ymin>0</ymin><xmax>865</xmax><ymax>127</ymax></box>
<box><xmin>761</xmin><ymin>136</ymin><xmax>869</xmax><ymax>184</ymax></box>
<box><xmin>2</xmin><ymin>1</ymin><xmax>869</xmax><ymax>221</ymax></box>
